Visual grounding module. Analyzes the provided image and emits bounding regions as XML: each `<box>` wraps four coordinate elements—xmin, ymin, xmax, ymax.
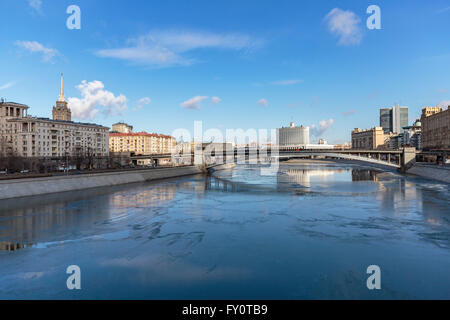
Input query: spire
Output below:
<box><xmin>58</xmin><ymin>73</ymin><xmax>65</xmax><ymax>102</ymax></box>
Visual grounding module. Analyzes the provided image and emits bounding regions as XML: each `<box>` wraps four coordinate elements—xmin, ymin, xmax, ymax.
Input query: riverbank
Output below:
<box><xmin>406</xmin><ymin>163</ymin><xmax>450</xmax><ymax>183</ymax></box>
<box><xmin>283</xmin><ymin>159</ymin><xmax>344</xmax><ymax>165</ymax></box>
<box><xmin>285</xmin><ymin>158</ymin><xmax>450</xmax><ymax>183</ymax></box>
<box><xmin>283</xmin><ymin>158</ymin><xmax>400</xmax><ymax>172</ymax></box>
<box><xmin>0</xmin><ymin>166</ymin><xmax>204</xmax><ymax>200</ymax></box>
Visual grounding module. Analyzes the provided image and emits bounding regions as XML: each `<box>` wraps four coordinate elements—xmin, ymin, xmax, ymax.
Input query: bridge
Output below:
<box><xmin>130</xmin><ymin>147</ymin><xmax>419</xmax><ymax>172</ymax></box>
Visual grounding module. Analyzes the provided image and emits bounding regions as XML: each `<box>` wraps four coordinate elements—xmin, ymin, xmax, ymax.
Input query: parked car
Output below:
<box><xmin>20</xmin><ymin>170</ymin><xmax>30</xmax><ymax>174</ymax></box>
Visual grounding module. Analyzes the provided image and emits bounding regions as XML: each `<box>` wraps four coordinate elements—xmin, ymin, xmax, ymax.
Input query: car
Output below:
<box><xmin>20</xmin><ymin>170</ymin><xmax>30</xmax><ymax>174</ymax></box>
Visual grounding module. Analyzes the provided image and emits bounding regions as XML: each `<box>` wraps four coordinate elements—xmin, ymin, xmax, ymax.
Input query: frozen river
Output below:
<box><xmin>0</xmin><ymin>163</ymin><xmax>449</xmax><ymax>299</ymax></box>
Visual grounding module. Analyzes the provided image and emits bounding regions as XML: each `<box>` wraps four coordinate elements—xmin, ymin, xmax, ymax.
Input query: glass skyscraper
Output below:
<box><xmin>379</xmin><ymin>106</ymin><xmax>409</xmax><ymax>133</ymax></box>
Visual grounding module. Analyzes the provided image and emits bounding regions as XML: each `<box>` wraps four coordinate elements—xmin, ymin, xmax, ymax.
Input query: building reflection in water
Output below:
<box><xmin>375</xmin><ymin>177</ymin><xmax>422</xmax><ymax>217</ymax></box>
<box><xmin>0</xmin><ymin>242</ymin><xmax>35</xmax><ymax>252</ymax></box>
<box><xmin>351</xmin><ymin>170</ymin><xmax>379</xmax><ymax>182</ymax></box>
<box><xmin>208</xmin><ymin>167</ymin><xmax>381</xmax><ymax>192</ymax></box>
<box><xmin>205</xmin><ymin>177</ymin><xmax>241</xmax><ymax>193</ymax></box>
<box><xmin>277</xmin><ymin>168</ymin><xmax>345</xmax><ymax>188</ymax></box>
<box><xmin>0</xmin><ymin>191</ymin><xmax>112</xmax><ymax>249</ymax></box>
<box><xmin>108</xmin><ymin>184</ymin><xmax>177</xmax><ymax>208</ymax></box>
<box><xmin>0</xmin><ymin>181</ymin><xmax>179</xmax><ymax>251</ymax></box>
<box><xmin>0</xmin><ymin>167</ymin><xmax>447</xmax><ymax>253</ymax></box>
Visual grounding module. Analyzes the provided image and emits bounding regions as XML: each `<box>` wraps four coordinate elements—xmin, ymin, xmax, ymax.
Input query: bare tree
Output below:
<box><xmin>0</xmin><ymin>136</ymin><xmax>8</xmax><ymax>170</ymax></box>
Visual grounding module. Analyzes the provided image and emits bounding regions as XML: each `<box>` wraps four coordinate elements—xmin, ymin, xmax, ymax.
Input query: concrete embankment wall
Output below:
<box><xmin>319</xmin><ymin>158</ymin><xmax>400</xmax><ymax>172</ymax></box>
<box><xmin>406</xmin><ymin>164</ymin><xmax>450</xmax><ymax>183</ymax></box>
<box><xmin>208</xmin><ymin>163</ymin><xmax>236</xmax><ymax>173</ymax></box>
<box><xmin>0</xmin><ymin>166</ymin><xmax>204</xmax><ymax>200</ymax></box>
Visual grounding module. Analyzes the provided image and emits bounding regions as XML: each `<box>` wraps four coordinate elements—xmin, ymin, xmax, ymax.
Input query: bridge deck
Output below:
<box><xmin>130</xmin><ymin>149</ymin><xmax>402</xmax><ymax>169</ymax></box>
<box><xmin>131</xmin><ymin>149</ymin><xmax>404</xmax><ymax>160</ymax></box>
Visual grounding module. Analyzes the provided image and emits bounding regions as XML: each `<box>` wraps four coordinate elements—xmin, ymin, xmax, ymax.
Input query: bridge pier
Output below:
<box><xmin>400</xmin><ymin>147</ymin><xmax>416</xmax><ymax>173</ymax></box>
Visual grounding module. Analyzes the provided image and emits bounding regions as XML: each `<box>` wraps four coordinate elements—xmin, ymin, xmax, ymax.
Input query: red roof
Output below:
<box><xmin>109</xmin><ymin>132</ymin><xmax>174</xmax><ymax>139</ymax></box>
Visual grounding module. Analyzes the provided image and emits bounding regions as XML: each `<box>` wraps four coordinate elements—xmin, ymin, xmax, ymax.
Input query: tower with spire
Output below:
<box><xmin>52</xmin><ymin>73</ymin><xmax>72</xmax><ymax>121</ymax></box>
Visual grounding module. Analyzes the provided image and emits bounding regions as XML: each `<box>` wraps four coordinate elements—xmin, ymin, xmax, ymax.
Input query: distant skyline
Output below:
<box><xmin>0</xmin><ymin>0</ymin><xmax>449</xmax><ymax>144</ymax></box>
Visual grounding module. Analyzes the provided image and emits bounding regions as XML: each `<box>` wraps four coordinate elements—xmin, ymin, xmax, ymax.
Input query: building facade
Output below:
<box><xmin>380</xmin><ymin>106</ymin><xmax>409</xmax><ymax>134</ymax></box>
<box><xmin>402</xmin><ymin>120</ymin><xmax>422</xmax><ymax>150</ymax></box>
<box><xmin>52</xmin><ymin>74</ymin><xmax>72</xmax><ymax>121</ymax></box>
<box><xmin>109</xmin><ymin>132</ymin><xmax>176</xmax><ymax>155</ymax></box>
<box><xmin>111</xmin><ymin>122</ymin><xmax>133</xmax><ymax>134</ymax></box>
<box><xmin>0</xmin><ymin>76</ymin><xmax>109</xmax><ymax>158</ymax></box>
<box><xmin>421</xmin><ymin>106</ymin><xmax>442</xmax><ymax>118</ymax></box>
<box><xmin>277</xmin><ymin>122</ymin><xmax>310</xmax><ymax>147</ymax></box>
<box><xmin>351</xmin><ymin>127</ymin><xmax>391</xmax><ymax>149</ymax></box>
<box><xmin>421</xmin><ymin>106</ymin><xmax>450</xmax><ymax>150</ymax></box>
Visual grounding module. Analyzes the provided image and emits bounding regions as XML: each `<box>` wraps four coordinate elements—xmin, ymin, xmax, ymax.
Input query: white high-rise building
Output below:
<box><xmin>277</xmin><ymin>122</ymin><xmax>310</xmax><ymax>147</ymax></box>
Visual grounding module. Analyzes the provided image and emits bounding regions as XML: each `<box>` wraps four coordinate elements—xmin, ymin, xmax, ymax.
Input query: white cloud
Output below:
<box><xmin>324</xmin><ymin>8</ymin><xmax>362</xmax><ymax>45</ymax></box>
<box><xmin>437</xmin><ymin>6</ymin><xmax>450</xmax><ymax>14</ymax></box>
<box><xmin>68</xmin><ymin>80</ymin><xmax>127</xmax><ymax>120</ymax></box>
<box><xmin>439</xmin><ymin>100</ymin><xmax>450</xmax><ymax>109</ymax></box>
<box><xmin>287</xmin><ymin>101</ymin><xmax>302</xmax><ymax>108</ymax></box>
<box><xmin>342</xmin><ymin>109</ymin><xmax>356</xmax><ymax>116</ymax></box>
<box><xmin>311</xmin><ymin>119</ymin><xmax>335</xmax><ymax>137</ymax></box>
<box><xmin>0</xmin><ymin>81</ymin><xmax>16</xmax><ymax>90</ymax></box>
<box><xmin>148</xmin><ymin>30</ymin><xmax>261</xmax><ymax>52</ymax></box>
<box><xmin>96</xmin><ymin>46</ymin><xmax>188</xmax><ymax>68</ymax></box>
<box><xmin>28</xmin><ymin>0</ymin><xmax>42</xmax><ymax>13</ymax></box>
<box><xmin>14</xmin><ymin>40</ymin><xmax>59</xmax><ymax>63</ymax></box>
<box><xmin>271</xmin><ymin>79</ymin><xmax>303</xmax><ymax>86</ymax></box>
<box><xmin>211</xmin><ymin>96</ymin><xmax>221</xmax><ymax>104</ymax></box>
<box><xmin>180</xmin><ymin>96</ymin><xmax>209</xmax><ymax>110</ymax></box>
<box><xmin>137</xmin><ymin>97</ymin><xmax>151</xmax><ymax>109</ymax></box>
<box><xmin>252</xmin><ymin>82</ymin><xmax>264</xmax><ymax>87</ymax></box>
<box><xmin>257</xmin><ymin>98</ymin><xmax>268</xmax><ymax>107</ymax></box>
<box><xmin>95</xmin><ymin>30</ymin><xmax>262</xmax><ymax>68</ymax></box>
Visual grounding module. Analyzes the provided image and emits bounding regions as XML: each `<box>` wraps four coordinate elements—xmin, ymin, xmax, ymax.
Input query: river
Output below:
<box><xmin>0</xmin><ymin>162</ymin><xmax>449</xmax><ymax>299</ymax></box>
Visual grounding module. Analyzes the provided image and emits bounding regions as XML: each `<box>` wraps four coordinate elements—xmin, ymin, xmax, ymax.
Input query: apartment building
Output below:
<box><xmin>109</xmin><ymin>131</ymin><xmax>176</xmax><ymax>155</ymax></box>
<box><xmin>0</xmin><ymin>76</ymin><xmax>109</xmax><ymax>158</ymax></box>
<box><xmin>421</xmin><ymin>106</ymin><xmax>450</xmax><ymax>150</ymax></box>
<box><xmin>351</xmin><ymin>127</ymin><xmax>391</xmax><ymax>149</ymax></box>
<box><xmin>111</xmin><ymin>122</ymin><xmax>133</xmax><ymax>134</ymax></box>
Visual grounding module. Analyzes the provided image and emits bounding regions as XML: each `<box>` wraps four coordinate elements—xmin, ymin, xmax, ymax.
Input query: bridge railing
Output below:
<box><xmin>130</xmin><ymin>147</ymin><xmax>411</xmax><ymax>170</ymax></box>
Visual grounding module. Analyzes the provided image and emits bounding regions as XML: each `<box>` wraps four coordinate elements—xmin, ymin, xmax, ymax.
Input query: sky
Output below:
<box><xmin>0</xmin><ymin>0</ymin><xmax>449</xmax><ymax>144</ymax></box>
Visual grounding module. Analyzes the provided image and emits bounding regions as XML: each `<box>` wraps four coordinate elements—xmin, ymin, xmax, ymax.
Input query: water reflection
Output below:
<box><xmin>352</xmin><ymin>170</ymin><xmax>379</xmax><ymax>181</ymax></box>
<box><xmin>0</xmin><ymin>164</ymin><xmax>449</xmax><ymax>299</ymax></box>
<box><xmin>278</xmin><ymin>168</ymin><xmax>338</xmax><ymax>188</ymax></box>
<box><xmin>0</xmin><ymin>179</ymin><xmax>181</xmax><ymax>249</ymax></box>
<box><xmin>0</xmin><ymin>242</ymin><xmax>35</xmax><ymax>252</ymax></box>
<box><xmin>1</xmin><ymin>165</ymin><xmax>448</xmax><ymax>251</ymax></box>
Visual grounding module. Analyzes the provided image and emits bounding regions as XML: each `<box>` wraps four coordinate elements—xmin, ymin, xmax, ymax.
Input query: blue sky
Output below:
<box><xmin>0</xmin><ymin>0</ymin><xmax>449</xmax><ymax>144</ymax></box>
